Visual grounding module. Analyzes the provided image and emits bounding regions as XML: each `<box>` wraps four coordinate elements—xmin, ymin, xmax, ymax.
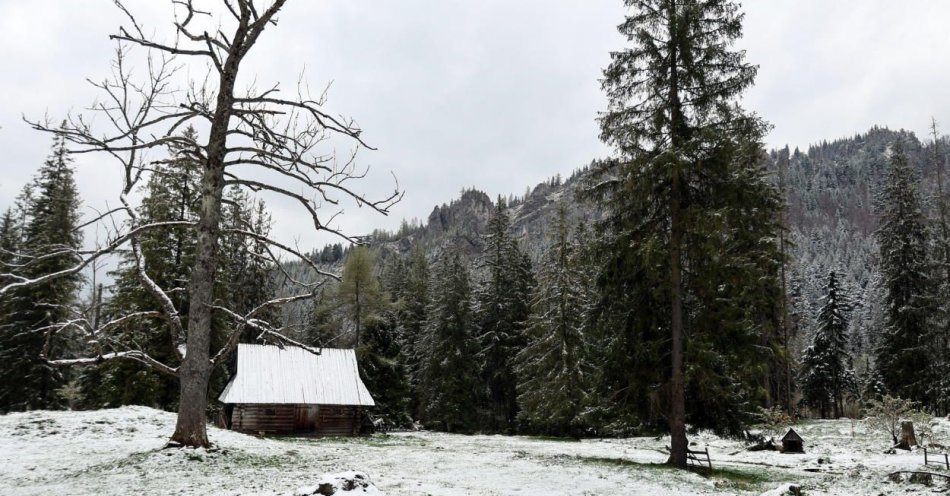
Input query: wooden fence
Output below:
<box><xmin>924</xmin><ymin>448</ymin><xmax>950</xmax><ymax>470</ymax></box>
<box><xmin>687</xmin><ymin>448</ymin><xmax>712</xmax><ymax>469</ymax></box>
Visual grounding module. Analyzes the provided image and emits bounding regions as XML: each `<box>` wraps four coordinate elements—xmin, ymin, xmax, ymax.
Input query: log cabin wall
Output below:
<box><xmin>230</xmin><ymin>404</ymin><xmax>362</xmax><ymax>436</ymax></box>
<box><xmin>316</xmin><ymin>405</ymin><xmax>361</xmax><ymax>436</ymax></box>
<box><xmin>232</xmin><ymin>404</ymin><xmax>296</xmax><ymax>433</ymax></box>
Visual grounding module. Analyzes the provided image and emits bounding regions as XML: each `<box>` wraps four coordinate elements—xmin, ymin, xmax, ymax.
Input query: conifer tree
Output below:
<box><xmin>926</xmin><ymin>120</ymin><xmax>950</xmax><ymax>415</ymax></box>
<box><xmin>515</xmin><ymin>205</ymin><xmax>592</xmax><ymax>435</ymax></box>
<box><xmin>381</xmin><ymin>255</ymin><xmax>407</xmax><ymax>300</ymax></box>
<box><xmin>0</xmin><ymin>209</ymin><xmax>19</xmax><ymax>293</ymax></box>
<box><xmin>474</xmin><ymin>198</ymin><xmax>534</xmax><ymax>431</ymax></box>
<box><xmin>417</xmin><ymin>252</ymin><xmax>482</xmax><ymax>432</ymax></box>
<box><xmin>357</xmin><ymin>309</ymin><xmax>412</xmax><ymax>427</ymax></box>
<box><xmin>336</xmin><ymin>247</ymin><xmax>385</xmax><ymax>348</ymax></box>
<box><xmin>306</xmin><ymin>289</ymin><xmax>339</xmax><ymax>347</ymax></box>
<box><xmin>398</xmin><ymin>246</ymin><xmax>430</xmax><ymax>417</ymax></box>
<box><xmin>220</xmin><ymin>187</ymin><xmax>277</xmax><ymax>338</ymax></box>
<box><xmin>94</xmin><ymin>128</ymin><xmax>277</xmax><ymax>409</ymax></box>
<box><xmin>0</xmin><ymin>132</ymin><xmax>83</xmax><ymax>411</ymax></box>
<box><xmin>799</xmin><ymin>271</ymin><xmax>856</xmax><ymax>418</ymax></box>
<box><xmin>874</xmin><ymin>142</ymin><xmax>934</xmax><ymax>406</ymax></box>
<box><xmin>0</xmin><ymin>208</ymin><xmax>22</xmax><ymax>410</ymax></box>
<box><xmin>93</xmin><ymin>127</ymin><xmax>204</xmax><ymax>408</ymax></box>
<box><xmin>593</xmin><ymin>0</ymin><xmax>781</xmax><ymax>464</ymax></box>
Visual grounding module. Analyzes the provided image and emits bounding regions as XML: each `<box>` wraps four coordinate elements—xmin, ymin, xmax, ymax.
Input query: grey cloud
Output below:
<box><xmin>1</xmin><ymin>0</ymin><xmax>948</xmax><ymax>251</ymax></box>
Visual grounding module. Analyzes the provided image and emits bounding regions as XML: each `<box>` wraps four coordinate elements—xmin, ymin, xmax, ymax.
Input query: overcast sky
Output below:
<box><xmin>1</xmin><ymin>0</ymin><xmax>949</xmax><ymax>251</ymax></box>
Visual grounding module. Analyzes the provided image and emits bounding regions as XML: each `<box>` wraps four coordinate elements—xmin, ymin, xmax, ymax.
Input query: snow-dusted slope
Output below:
<box><xmin>0</xmin><ymin>407</ymin><xmax>947</xmax><ymax>495</ymax></box>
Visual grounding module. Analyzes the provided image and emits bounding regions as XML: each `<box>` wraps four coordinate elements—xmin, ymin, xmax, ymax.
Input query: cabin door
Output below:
<box><xmin>294</xmin><ymin>405</ymin><xmax>316</xmax><ymax>433</ymax></box>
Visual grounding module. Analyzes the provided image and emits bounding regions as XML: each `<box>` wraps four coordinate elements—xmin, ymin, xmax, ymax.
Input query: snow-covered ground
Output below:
<box><xmin>0</xmin><ymin>406</ymin><xmax>948</xmax><ymax>495</ymax></box>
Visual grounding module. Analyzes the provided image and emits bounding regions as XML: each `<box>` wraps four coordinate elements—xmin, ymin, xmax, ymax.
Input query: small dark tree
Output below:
<box><xmin>357</xmin><ymin>310</ymin><xmax>411</xmax><ymax>427</ymax></box>
<box><xmin>799</xmin><ymin>271</ymin><xmax>856</xmax><ymax>418</ymax></box>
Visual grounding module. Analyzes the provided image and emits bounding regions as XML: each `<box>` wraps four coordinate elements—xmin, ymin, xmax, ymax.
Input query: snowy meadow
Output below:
<box><xmin>1</xmin><ymin>406</ymin><xmax>948</xmax><ymax>495</ymax></box>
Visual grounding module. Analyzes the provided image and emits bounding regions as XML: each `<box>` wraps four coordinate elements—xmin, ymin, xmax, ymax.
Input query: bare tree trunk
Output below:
<box><xmin>169</xmin><ymin>151</ymin><xmax>225</xmax><ymax>448</ymax></box>
<box><xmin>170</xmin><ymin>45</ymin><xmax>241</xmax><ymax>448</ymax></box>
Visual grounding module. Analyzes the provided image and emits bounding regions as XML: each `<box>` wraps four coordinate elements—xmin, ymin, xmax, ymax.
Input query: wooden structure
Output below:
<box><xmin>924</xmin><ymin>448</ymin><xmax>950</xmax><ymax>470</ymax></box>
<box><xmin>781</xmin><ymin>428</ymin><xmax>804</xmax><ymax>453</ymax></box>
<box><xmin>686</xmin><ymin>447</ymin><xmax>712</xmax><ymax>469</ymax></box>
<box><xmin>219</xmin><ymin>344</ymin><xmax>375</xmax><ymax>436</ymax></box>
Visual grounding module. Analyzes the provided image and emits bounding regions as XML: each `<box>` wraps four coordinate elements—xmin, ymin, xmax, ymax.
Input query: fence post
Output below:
<box><xmin>925</xmin><ymin>448</ymin><xmax>928</xmax><ymax>465</ymax></box>
<box><xmin>944</xmin><ymin>453</ymin><xmax>948</xmax><ymax>470</ymax></box>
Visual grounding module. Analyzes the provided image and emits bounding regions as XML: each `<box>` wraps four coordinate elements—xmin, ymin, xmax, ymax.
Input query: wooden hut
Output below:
<box><xmin>219</xmin><ymin>344</ymin><xmax>375</xmax><ymax>436</ymax></box>
<box><xmin>781</xmin><ymin>428</ymin><xmax>804</xmax><ymax>453</ymax></box>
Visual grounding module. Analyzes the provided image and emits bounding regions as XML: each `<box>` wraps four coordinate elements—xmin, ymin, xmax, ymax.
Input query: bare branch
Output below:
<box><xmin>49</xmin><ymin>351</ymin><xmax>178</xmax><ymax>377</ymax></box>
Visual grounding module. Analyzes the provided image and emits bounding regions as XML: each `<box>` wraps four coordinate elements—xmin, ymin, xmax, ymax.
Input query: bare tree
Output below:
<box><xmin>0</xmin><ymin>0</ymin><xmax>399</xmax><ymax>448</ymax></box>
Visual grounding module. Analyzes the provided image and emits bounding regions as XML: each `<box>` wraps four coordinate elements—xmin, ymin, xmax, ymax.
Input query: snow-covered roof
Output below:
<box><xmin>782</xmin><ymin>428</ymin><xmax>803</xmax><ymax>442</ymax></box>
<box><xmin>218</xmin><ymin>344</ymin><xmax>375</xmax><ymax>406</ymax></box>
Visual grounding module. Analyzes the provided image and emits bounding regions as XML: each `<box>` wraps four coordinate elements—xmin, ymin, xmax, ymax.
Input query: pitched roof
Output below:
<box><xmin>781</xmin><ymin>428</ymin><xmax>803</xmax><ymax>442</ymax></box>
<box><xmin>218</xmin><ymin>344</ymin><xmax>375</xmax><ymax>406</ymax></box>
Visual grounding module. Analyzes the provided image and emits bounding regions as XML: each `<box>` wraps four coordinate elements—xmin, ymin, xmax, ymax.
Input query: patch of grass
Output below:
<box><xmin>577</xmin><ymin>456</ymin><xmax>777</xmax><ymax>491</ymax></box>
<box><xmin>579</xmin><ymin>456</ymin><xmax>677</xmax><ymax>472</ymax></box>
<box><xmin>527</xmin><ymin>435</ymin><xmax>582</xmax><ymax>443</ymax></box>
<box><xmin>693</xmin><ymin>465</ymin><xmax>772</xmax><ymax>490</ymax></box>
<box><xmin>224</xmin><ymin>450</ymin><xmax>294</xmax><ymax>469</ymax></box>
<box><xmin>72</xmin><ymin>451</ymin><xmax>155</xmax><ymax>476</ymax></box>
<box><xmin>276</xmin><ymin>433</ymin><xmax>429</xmax><ymax>448</ymax></box>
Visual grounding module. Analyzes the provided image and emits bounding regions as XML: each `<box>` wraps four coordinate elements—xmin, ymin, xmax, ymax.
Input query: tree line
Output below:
<box><xmin>797</xmin><ymin>135</ymin><xmax>950</xmax><ymax>420</ymax></box>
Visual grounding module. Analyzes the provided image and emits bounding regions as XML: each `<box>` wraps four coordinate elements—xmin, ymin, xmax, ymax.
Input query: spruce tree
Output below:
<box><xmin>397</xmin><ymin>246</ymin><xmax>430</xmax><ymax>418</ymax></box>
<box><xmin>0</xmin><ymin>208</ymin><xmax>19</xmax><ymax>295</ymax></box>
<box><xmin>474</xmin><ymin>198</ymin><xmax>534</xmax><ymax>431</ymax></box>
<box><xmin>220</xmin><ymin>187</ymin><xmax>277</xmax><ymax>339</ymax></box>
<box><xmin>357</xmin><ymin>308</ymin><xmax>412</xmax><ymax>427</ymax></box>
<box><xmin>417</xmin><ymin>252</ymin><xmax>482</xmax><ymax>432</ymax></box>
<box><xmin>594</xmin><ymin>0</ymin><xmax>781</xmax><ymax>464</ymax></box>
<box><xmin>514</xmin><ymin>204</ymin><xmax>592</xmax><ymax>435</ymax></box>
<box><xmin>874</xmin><ymin>142</ymin><xmax>934</xmax><ymax>406</ymax></box>
<box><xmin>94</xmin><ymin>128</ymin><xmax>277</xmax><ymax>409</ymax></box>
<box><xmin>926</xmin><ymin>120</ymin><xmax>950</xmax><ymax>415</ymax></box>
<box><xmin>94</xmin><ymin>127</ymin><xmax>204</xmax><ymax>409</ymax></box>
<box><xmin>0</xmin><ymin>131</ymin><xmax>83</xmax><ymax>411</ymax></box>
<box><xmin>799</xmin><ymin>271</ymin><xmax>856</xmax><ymax>418</ymax></box>
<box><xmin>0</xmin><ymin>208</ymin><xmax>22</xmax><ymax>411</ymax></box>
